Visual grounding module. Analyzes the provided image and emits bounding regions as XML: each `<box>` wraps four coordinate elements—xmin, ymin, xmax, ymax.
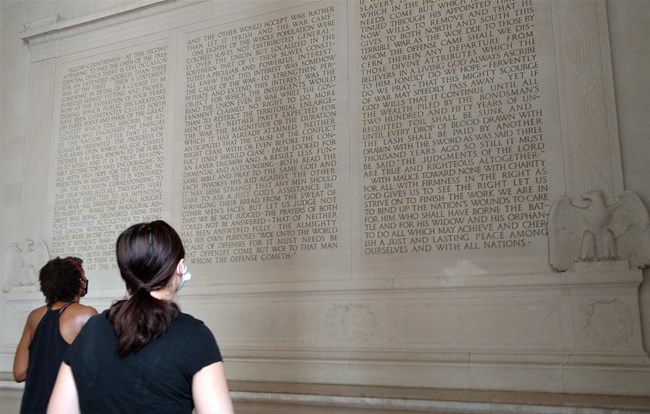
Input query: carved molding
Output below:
<box><xmin>578</xmin><ymin>298</ymin><xmax>634</xmax><ymax>347</ymax></box>
<box><xmin>324</xmin><ymin>303</ymin><xmax>379</xmax><ymax>344</ymax></box>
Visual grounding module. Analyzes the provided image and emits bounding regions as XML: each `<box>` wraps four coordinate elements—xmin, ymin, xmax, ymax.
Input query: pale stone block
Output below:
<box><xmin>1</xmin><ymin>0</ymin><xmax>650</xmax><ymax>398</ymax></box>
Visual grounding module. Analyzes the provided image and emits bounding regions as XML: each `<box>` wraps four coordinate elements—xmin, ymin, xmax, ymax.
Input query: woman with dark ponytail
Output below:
<box><xmin>48</xmin><ymin>220</ymin><xmax>233</xmax><ymax>414</ymax></box>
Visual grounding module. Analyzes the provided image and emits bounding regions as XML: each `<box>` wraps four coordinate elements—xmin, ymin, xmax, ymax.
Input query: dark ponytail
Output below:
<box><xmin>108</xmin><ymin>221</ymin><xmax>184</xmax><ymax>356</ymax></box>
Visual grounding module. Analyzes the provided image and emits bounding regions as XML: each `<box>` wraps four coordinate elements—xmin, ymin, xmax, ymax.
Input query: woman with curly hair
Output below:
<box><xmin>13</xmin><ymin>256</ymin><xmax>97</xmax><ymax>414</ymax></box>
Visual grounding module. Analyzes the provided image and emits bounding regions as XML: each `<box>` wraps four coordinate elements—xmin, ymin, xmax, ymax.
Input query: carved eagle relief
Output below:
<box><xmin>548</xmin><ymin>191</ymin><xmax>650</xmax><ymax>272</ymax></box>
<box><xmin>2</xmin><ymin>239</ymin><xmax>50</xmax><ymax>292</ymax></box>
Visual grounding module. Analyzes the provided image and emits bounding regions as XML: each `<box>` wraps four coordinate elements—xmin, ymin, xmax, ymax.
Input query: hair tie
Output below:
<box><xmin>135</xmin><ymin>284</ymin><xmax>153</xmax><ymax>295</ymax></box>
<box><xmin>67</xmin><ymin>257</ymin><xmax>83</xmax><ymax>276</ymax></box>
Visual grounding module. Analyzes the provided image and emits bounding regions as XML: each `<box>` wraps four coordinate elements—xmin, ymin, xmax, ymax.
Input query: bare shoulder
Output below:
<box><xmin>27</xmin><ymin>305</ymin><xmax>48</xmax><ymax>326</ymax></box>
<box><xmin>67</xmin><ymin>303</ymin><xmax>98</xmax><ymax>320</ymax></box>
<box><xmin>60</xmin><ymin>303</ymin><xmax>99</xmax><ymax>343</ymax></box>
<box><xmin>18</xmin><ymin>306</ymin><xmax>48</xmax><ymax>339</ymax></box>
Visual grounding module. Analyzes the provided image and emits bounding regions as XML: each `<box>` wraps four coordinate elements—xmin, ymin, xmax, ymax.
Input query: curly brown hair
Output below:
<box><xmin>39</xmin><ymin>256</ymin><xmax>84</xmax><ymax>305</ymax></box>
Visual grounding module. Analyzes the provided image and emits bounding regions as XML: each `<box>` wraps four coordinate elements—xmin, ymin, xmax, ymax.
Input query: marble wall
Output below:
<box><xmin>1</xmin><ymin>0</ymin><xmax>649</xmax><ymax>397</ymax></box>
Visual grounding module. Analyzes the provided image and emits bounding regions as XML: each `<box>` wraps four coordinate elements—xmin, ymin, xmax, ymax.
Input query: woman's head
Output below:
<box><xmin>116</xmin><ymin>220</ymin><xmax>185</xmax><ymax>295</ymax></box>
<box><xmin>39</xmin><ymin>256</ymin><xmax>86</xmax><ymax>305</ymax></box>
<box><xmin>110</xmin><ymin>220</ymin><xmax>183</xmax><ymax>356</ymax></box>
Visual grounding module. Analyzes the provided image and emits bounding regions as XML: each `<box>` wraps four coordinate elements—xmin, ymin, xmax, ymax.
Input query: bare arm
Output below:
<box><xmin>13</xmin><ymin>324</ymin><xmax>31</xmax><ymax>382</ymax></box>
<box><xmin>47</xmin><ymin>363</ymin><xmax>80</xmax><ymax>414</ymax></box>
<box><xmin>13</xmin><ymin>307</ymin><xmax>46</xmax><ymax>382</ymax></box>
<box><xmin>192</xmin><ymin>362</ymin><xmax>234</xmax><ymax>414</ymax></box>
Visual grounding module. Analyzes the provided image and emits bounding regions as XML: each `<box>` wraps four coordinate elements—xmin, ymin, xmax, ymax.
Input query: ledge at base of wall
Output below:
<box><xmin>228</xmin><ymin>381</ymin><xmax>650</xmax><ymax>413</ymax></box>
<box><xmin>2</xmin><ymin>379</ymin><xmax>648</xmax><ymax>413</ymax></box>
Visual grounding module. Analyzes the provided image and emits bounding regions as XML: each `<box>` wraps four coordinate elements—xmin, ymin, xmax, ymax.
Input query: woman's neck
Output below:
<box><xmin>150</xmin><ymin>288</ymin><xmax>174</xmax><ymax>301</ymax></box>
<box><xmin>50</xmin><ymin>300</ymin><xmax>75</xmax><ymax>309</ymax></box>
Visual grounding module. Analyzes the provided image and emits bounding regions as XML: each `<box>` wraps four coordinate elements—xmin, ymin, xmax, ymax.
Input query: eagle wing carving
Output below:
<box><xmin>548</xmin><ymin>196</ymin><xmax>585</xmax><ymax>271</ymax></box>
<box><xmin>609</xmin><ymin>191</ymin><xmax>650</xmax><ymax>268</ymax></box>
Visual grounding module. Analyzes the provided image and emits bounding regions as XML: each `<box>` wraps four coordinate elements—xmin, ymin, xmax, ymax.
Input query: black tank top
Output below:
<box><xmin>20</xmin><ymin>302</ymin><xmax>73</xmax><ymax>414</ymax></box>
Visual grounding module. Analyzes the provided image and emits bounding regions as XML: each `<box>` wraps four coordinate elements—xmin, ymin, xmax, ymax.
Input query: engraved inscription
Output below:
<box><xmin>182</xmin><ymin>6</ymin><xmax>340</xmax><ymax>264</ymax></box>
<box><xmin>359</xmin><ymin>0</ymin><xmax>548</xmax><ymax>255</ymax></box>
<box><xmin>52</xmin><ymin>46</ymin><xmax>168</xmax><ymax>270</ymax></box>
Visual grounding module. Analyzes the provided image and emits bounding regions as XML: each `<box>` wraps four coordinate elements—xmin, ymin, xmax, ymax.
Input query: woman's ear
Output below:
<box><xmin>176</xmin><ymin>258</ymin><xmax>185</xmax><ymax>275</ymax></box>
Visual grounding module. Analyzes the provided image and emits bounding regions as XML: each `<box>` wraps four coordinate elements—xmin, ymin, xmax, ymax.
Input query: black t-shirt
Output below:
<box><xmin>64</xmin><ymin>310</ymin><xmax>222</xmax><ymax>414</ymax></box>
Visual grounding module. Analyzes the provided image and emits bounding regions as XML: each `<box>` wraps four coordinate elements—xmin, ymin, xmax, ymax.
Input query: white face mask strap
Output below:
<box><xmin>175</xmin><ymin>262</ymin><xmax>191</xmax><ymax>293</ymax></box>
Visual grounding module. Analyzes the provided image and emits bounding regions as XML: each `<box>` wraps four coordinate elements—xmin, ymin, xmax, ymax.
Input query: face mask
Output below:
<box><xmin>81</xmin><ymin>279</ymin><xmax>89</xmax><ymax>297</ymax></box>
<box><xmin>175</xmin><ymin>267</ymin><xmax>192</xmax><ymax>293</ymax></box>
